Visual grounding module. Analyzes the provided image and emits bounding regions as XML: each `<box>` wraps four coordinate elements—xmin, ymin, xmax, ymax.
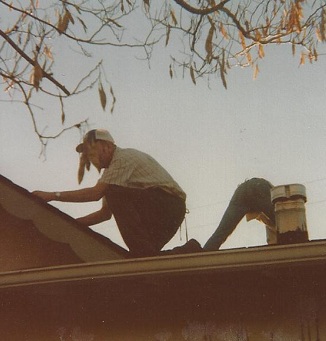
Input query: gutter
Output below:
<box><xmin>1</xmin><ymin>240</ymin><xmax>326</xmax><ymax>289</ymax></box>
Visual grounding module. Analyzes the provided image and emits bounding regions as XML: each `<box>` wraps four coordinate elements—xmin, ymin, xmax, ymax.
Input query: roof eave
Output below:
<box><xmin>1</xmin><ymin>240</ymin><xmax>326</xmax><ymax>289</ymax></box>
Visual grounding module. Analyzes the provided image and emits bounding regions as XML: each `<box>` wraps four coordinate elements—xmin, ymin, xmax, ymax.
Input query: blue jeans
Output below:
<box><xmin>203</xmin><ymin>178</ymin><xmax>275</xmax><ymax>251</ymax></box>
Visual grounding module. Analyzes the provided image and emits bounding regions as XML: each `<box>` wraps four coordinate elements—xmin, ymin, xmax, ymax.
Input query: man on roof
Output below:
<box><xmin>33</xmin><ymin>129</ymin><xmax>201</xmax><ymax>257</ymax></box>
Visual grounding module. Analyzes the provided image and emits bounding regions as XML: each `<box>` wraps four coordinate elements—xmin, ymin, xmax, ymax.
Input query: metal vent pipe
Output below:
<box><xmin>271</xmin><ymin>184</ymin><xmax>309</xmax><ymax>245</ymax></box>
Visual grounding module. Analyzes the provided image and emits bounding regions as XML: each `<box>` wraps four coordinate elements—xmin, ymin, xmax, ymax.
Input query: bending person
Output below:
<box><xmin>204</xmin><ymin>178</ymin><xmax>276</xmax><ymax>251</ymax></box>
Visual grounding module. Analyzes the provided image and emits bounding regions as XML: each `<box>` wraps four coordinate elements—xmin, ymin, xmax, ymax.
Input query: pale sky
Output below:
<box><xmin>1</xmin><ymin>22</ymin><xmax>326</xmax><ymax>251</ymax></box>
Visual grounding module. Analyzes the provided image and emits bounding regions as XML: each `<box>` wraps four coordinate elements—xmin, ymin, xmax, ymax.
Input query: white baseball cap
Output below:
<box><xmin>76</xmin><ymin>129</ymin><xmax>115</xmax><ymax>153</ymax></box>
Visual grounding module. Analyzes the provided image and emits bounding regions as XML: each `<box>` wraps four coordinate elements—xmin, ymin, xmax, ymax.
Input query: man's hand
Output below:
<box><xmin>32</xmin><ymin>191</ymin><xmax>55</xmax><ymax>202</ymax></box>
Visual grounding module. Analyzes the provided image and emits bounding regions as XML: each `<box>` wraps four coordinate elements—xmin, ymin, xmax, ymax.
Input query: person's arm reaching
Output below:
<box><xmin>76</xmin><ymin>197</ymin><xmax>112</xmax><ymax>227</ymax></box>
<box><xmin>33</xmin><ymin>182</ymin><xmax>108</xmax><ymax>203</ymax></box>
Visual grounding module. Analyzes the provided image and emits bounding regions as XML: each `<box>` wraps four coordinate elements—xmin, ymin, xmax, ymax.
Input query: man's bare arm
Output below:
<box><xmin>76</xmin><ymin>198</ymin><xmax>112</xmax><ymax>227</ymax></box>
<box><xmin>33</xmin><ymin>182</ymin><xmax>108</xmax><ymax>203</ymax></box>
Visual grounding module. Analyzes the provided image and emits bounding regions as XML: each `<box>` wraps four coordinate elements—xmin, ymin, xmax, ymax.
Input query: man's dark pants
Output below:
<box><xmin>105</xmin><ymin>185</ymin><xmax>186</xmax><ymax>257</ymax></box>
<box><xmin>204</xmin><ymin>178</ymin><xmax>275</xmax><ymax>251</ymax></box>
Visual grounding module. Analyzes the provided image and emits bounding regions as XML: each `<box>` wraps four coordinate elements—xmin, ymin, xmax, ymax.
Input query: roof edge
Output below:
<box><xmin>1</xmin><ymin>240</ymin><xmax>326</xmax><ymax>289</ymax></box>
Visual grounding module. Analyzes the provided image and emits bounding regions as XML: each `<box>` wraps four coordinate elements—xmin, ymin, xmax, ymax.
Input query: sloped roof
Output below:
<box><xmin>2</xmin><ymin>175</ymin><xmax>326</xmax><ymax>290</ymax></box>
<box><xmin>0</xmin><ymin>175</ymin><xmax>128</xmax><ymax>271</ymax></box>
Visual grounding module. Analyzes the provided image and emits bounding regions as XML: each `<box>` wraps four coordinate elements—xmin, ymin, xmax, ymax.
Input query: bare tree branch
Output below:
<box><xmin>0</xmin><ymin>0</ymin><xmax>325</xmax><ymax>146</ymax></box>
<box><xmin>0</xmin><ymin>28</ymin><xmax>70</xmax><ymax>95</ymax></box>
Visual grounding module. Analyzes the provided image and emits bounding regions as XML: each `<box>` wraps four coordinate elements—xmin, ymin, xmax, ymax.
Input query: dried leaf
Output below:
<box><xmin>143</xmin><ymin>0</ymin><xmax>150</xmax><ymax>11</ymax></box>
<box><xmin>190</xmin><ymin>65</ymin><xmax>196</xmax><ymax>85</ymax></box>
<box><xmin>219</xmin><ymin>23</ymin><xmax>228</xmax><ymax>39</ymax></box>
<box><xmin>255</xmin><ymin>29</ymin><xmax>261</xmax><ymax>41</ymax></box>
<box><xmin>59</xmin><ymin>15</ymin><xmax>69</xmax><ymax>33</ymax></box>
<box><xmin>320</xmin><ymin>8</ymin><xmax>326</xmax><ymax>41</ymax></box>
<box><xmin>57</xmin><ymin>11</ymin><xmax>70</xmax><ymax>34</ymax></box>
<box><xmin>66</xmin><ymin>9</ymin><xmax>75</xmax><ymax>24</ymax></box>
<box><xmin>219</xmin><ymin>50</ymin><xmax>227</xmax><ymax>89</ymax></box>
<box><xmin>165</xmin><ymin>25</ymin><xmax>171</xmax><ymax>46</ymax></box>
<box><xmin>43</xmin><ymin>45</ymin><xmax>53</xmax><ymax>60</ymax></box>
<box><xmin>246</xmin><ymin>51</ymin><xmax>252</xmax><ymax>65</ymax></box>
<box><xmin>59</xmin><ymin>95</ymin><xmax>65</xmax><ymax>124</ymax></box>
<box><xmin>170</xmin><ymin>9</ymin><xmax>178</xmax><ymax>26</ymax></box>
<box><xmin>219</xmin><ymin>64</ymin><xmax>227</xmax><ymax>89</ymax></box>
<box><xmin>253</xmin><ymin>64</ymin><xmax>259</xmax><ymax>80</ymax></box>
<box><xmin>220</xmin><ymin>68</ymin><xmax>228</xmax><ymax>89</ymax></box>
<box><xmin>169</xmin><ymin>64</ymin><xmax>173</xmax><ymax>79</ymax></box>
<box><xmin>239</xmin><ymin>31</ymin><xmax>246</xmax><ymax>50</ymax></box>
<box><xmin>291</xmin><ymin>41</ymin><xmax>296</xmax><ymax>56</ymax></box>
<box><xmin>221</xmin><ymin>48</ymin><xmax>226</xmax><ymax>70</ymax></box>
<box><xmin>32</xmin><ymin>62</ymin><xmax>43</xmax><ymax>90</ymax></box>
<box><xmin>78</xmin><ymin>164</ymin><xmax>84</xmax><ymax>184</ymax></box>
<box><xmin>61</xmin><ymin>111</ymin><xmax>65</xmax><ymax>124</ymax></box>
<box><xmin>276</xmin><ymin>29</ymin><xmax>281</xmax><ymax>44</ymax></box>
<box><xmin>287</xmin><ymin>2</ymin><xmax>303</xmax><ymax>34</ymax></box>
<box><xmin>316</xmin><ymin>27</ymin><xmax>322</xmax><ymax>42</ymax></box>
<box><xmin>110</xmin><ymin>86</ymin><xmax>116</xmax><ymax>114</ymax></box>
<box><xmin>57</xmin><ymin>14</ymin><xmax>62</xmax><ymax>31</ymax></box>
<box><xmin>205</xmin><ymin>23</ymin><xmax>215</xmax><ymax>63</ymax></box>
<box><xmin>78</xmin><ymin>153</ymin><xmax>90</xmax><ymax>184</ymax></box>
<box><xmin>299</xmin><ymin>52</ymin><xmax>305</xmax><ymax>66</ymax></box>
<box><xmin>98</xmin><ymin>82</ymin><xmax>107</xmax><ymax>110</ymax></box>
<box><xmin>258</xmin><ymin>44</ymin><xmax>265</xmax><ymax>58</ymax></box>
